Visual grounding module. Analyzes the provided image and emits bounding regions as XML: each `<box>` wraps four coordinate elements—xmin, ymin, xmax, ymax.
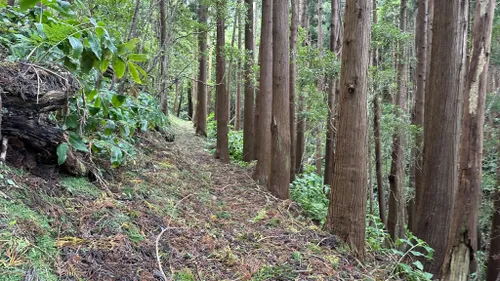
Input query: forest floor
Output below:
<box><xmin>0</xmin><ymin>117</ymin><xmax>388</xmax><ymax>281</ymax></box>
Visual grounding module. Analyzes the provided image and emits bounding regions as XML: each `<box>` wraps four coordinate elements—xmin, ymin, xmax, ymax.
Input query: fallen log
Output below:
<box><xmin>0</xmin><ymin>62</ymin><xmax>87</xmax><ymax>176</ymax></box>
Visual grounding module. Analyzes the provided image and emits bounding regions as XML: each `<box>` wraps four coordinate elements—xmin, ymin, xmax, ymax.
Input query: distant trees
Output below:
<box><xmin>324</xmin><ymin>0</ymin><xmax>371</xmax><ymax>259</ymax></box>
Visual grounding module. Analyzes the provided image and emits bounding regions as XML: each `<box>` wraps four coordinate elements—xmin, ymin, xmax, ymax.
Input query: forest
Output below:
<box><xmin>0</xmin><ymin>0</ymin><xmax>499</xmax><ymax>280</ymax></box>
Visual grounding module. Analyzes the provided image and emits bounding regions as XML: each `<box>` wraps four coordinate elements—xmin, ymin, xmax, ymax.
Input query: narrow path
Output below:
<box><xmin>160</xmin><ymin>118</ymin><xmax>364</xmax><ymax>280</ymax></box>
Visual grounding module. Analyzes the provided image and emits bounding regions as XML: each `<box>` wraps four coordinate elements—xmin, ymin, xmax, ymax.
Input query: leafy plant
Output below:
<box><xmin>290</xmin><ymin>169</ymin><xmax>329</xmax><ymax>224</ymax></box>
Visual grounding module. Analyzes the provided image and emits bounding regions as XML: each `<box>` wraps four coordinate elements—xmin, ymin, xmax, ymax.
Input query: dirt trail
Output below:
<box><xmin>0</xmin><ymin>118</ymin><xmax>374</xmax><ymax>281</ymax></box>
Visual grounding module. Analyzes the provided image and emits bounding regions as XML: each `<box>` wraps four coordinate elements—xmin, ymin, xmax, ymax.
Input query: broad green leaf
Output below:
<box><xmin>87</xmin><ymin>32</ymin><xmax>102</xmax><ymax>60</ymax></box>
<box><xmin>410</xmin><ymin>250</ymin><xmax>426</xmax><ymax>257</ymax></box>
<box><xmin>104</xmin><ymin>120</ymin><xmax>116</xmax><ymax>135</ymax></box>
<box><xmin>127</xmin><ymin>62</ymin><xmax>141</xmax><ymax>83</ymax></box>
<box><xmin>111</xmin><ymin>94</ymin><xmax>127</xmax><ymax>108</ymax></box>
<box><xmin>118</xmin><ymin>38</ymin><xmax>138</xmax><ymax>55</ymax></box>
<box><xmin>20</xmin><ymin>0</ymin><xmax>39</xmax><ymax>10</ymax></box>
<box><xmin>86</xmin><ymin>89</ymin><xmax>98</xmax><ymax>101</ymax></box>
<box><xmin>34</xmin><ymin>23</ymin><xmax>46</xmax><ymax>38</ymax></box>
<box><xmin>99</xmin><ymin>59</ymin><xmax>110</xmax><ymax>73</ymax></box>
<box><xmin>128</xmin><ymin>53</ymin><xmax>148</xmax><ymax>62</ymax></box>
<box><xmin>56</xmin><ymin>142</ymin><xmax>69</xmax><ymax>165</ymax></box>
<box><xmin>111</xmin><ymin>146</ymin><xmax>123</xmax><ymax>168</ymax></box>
<box><xmin>68</xmin><ymin>36</ymin><xmax>83</xmax><ymax>58</ymax></box>
<box><xmin>89</xmin><ymin>107</ymin><xmax>100</xmax><ymax>116</ymax></box>
<box><xmin>68</xmin><ymin>132</ymin><xmax>88</xmax><ymax>152</ymax></box>
<box><xmin>94</xmin><ymin>96</ymin><xmax>101</xmax><ymax>108</ymax></box>
<box><xmin>112</xmin><ymin>57</ymin><xmax>126</xmax><ymax>78</ymax></box>
<box><xmin>412</xmin><ymin>260</ymin><xmax>424</xmax><ymax>271</ymax></box>
<box><xmin>80</xmin><ymin>50</ymin><xmax>95</xmax><ymax>74</ymax></box>
<box><xmin>65</xmin><ymin>114</ymin><xmax>79</xmax><ymax>129</ymax></box>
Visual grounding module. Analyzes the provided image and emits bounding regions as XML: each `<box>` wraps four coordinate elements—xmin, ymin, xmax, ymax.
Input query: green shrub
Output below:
<box><xmin>290</xmin><ymin>168</ymin><xmax>329</xmax><ymax>223</ymax></box>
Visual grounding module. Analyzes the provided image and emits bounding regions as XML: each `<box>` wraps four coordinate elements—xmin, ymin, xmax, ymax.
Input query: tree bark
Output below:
<box><xmin>195</xmin><ymin>3</ymin><xmax>208</xmax><ymax>136</ymax></box>
<box><xmin>243</xmin><ymin>0</ymin><xmax>255</xmax><ymax>161</ymax></box>
<box><xmin>387</xmin><ymin>0</ymin><xmax>407</xmax><ymax>242</ymax></box>
<box><xmin>442</xmin><ymin>0</ymin><xmax>496</xmax><ymax>279</ymax></box>
<box><xmin>409</xmin><ymin>0</ymin><xmax>428</xmax><ymax>234</ymax></box>
<box><xmin>324</xmin><ymin>0</ymin><xmax>371</xmax><ymax>259</ymax></box>
<box><xmin>235</xmin><ymin>11</ymin><xmax>243</xmax><ymax>131</ymax></box>
<box><xmin>289</xmin><ymin>0</ymin><xmax>299</xmax><ymax>182</ymax></box>
<box><xmin>159</xmin><ymin>0</ymin><xmax>169</xmax><ymax>116</ymax></box>
<box><xmin>314</xmin><ymin>0</ymin><xmax>324</xmax><ymax>177</ymax></box>
<box><xmin>128</xmin><ymin>0</ymin><xmax>141</xmax><ymax>40</ymax></box>
<box><xmin>253</xmin><ymin>0</ymin><xmax>273</xmax><ymax>184</ymax></box>
<box><xmin>215</xmin><ymin>0</ymin><xmax>229</xmax><ymax>163</ymax></box>
<box><xmin>372</xmin><ymin>0</ymin><xmax>386</xmax><ymax>228</ymax></box>
<box><xmin>177</xmin><ymin>86</ymin><xmax>183</xmax><ymax>117</ymax></box>
<box><xmin>324</xmin><ymin>0</ymin><xmax>342</xmax><ymax>187</ymax></box>
<box><xmin>414</xmin><ymin>0</ymin><xmax>467</xmax><ymax>276</ymax></box>
<box><xmin>269</xmin><ymin>0</ymin><xmax>290</xmax><ymax>200</ymax></box>
<box><xmin>227</xmin><ymin>6</ymin><xmax>239</xmax><ymax>124</ymax></box>
<box><xmin>295</xmin><ymin>0</ymin><xmax>309</xmax><ymax>174</ymax></box>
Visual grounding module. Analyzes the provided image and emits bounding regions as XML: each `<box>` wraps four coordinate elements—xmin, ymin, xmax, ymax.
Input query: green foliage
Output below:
<box><xmin>206</xmin><ymin>113</ymin><xmax>245</xmax><ymax>164</ymax></box>
<box><xmin>290</xmin><ymin>169</ymin><xmax>329</xmax><ymax>223</ymax></box>
<box><xmin>0</xmin><ymin>3</ymin><xmax>165</xmax><ymax>168</ymax></box>
<box><xmin>252</xmin><ymin>264</ymin><xmax>298</xmax><ymax>281</ymax></box>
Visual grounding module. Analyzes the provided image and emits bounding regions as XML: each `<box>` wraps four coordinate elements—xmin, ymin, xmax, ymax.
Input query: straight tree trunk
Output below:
<box><xmin>253</xmin><ymin>0</ymin><xmax>273</xmax><ymax>184</ymax></box>
<box><xmin>295</xmin><ymin>0</ymin><xmax>309</xmax><ymax>174</ymax></box>
<box><xmin>487</xmin><ymin>133</ymin><xmax>500</xmax><ymax>281</ymax></box>
<box><xmin>324</xmin><ymin>0</ymin><xmax>371</xmax><ymax>259</ymax></box>
<box><xmin>409</xmin><ymin>0</ymin><xmax>427</xmax><ymax>233</ymax></box>
<box><xmin>243</xmin><ymin>0</ymin><xmax>255</xmax><ymax>161</ymax></box>
<box><xmin>177</xmin><ymin>86</ymin><xmax>183</xmax><ymax>117</ymax></box>
<box><xmin>372</xmin><ymin>0</ymin><xmax>386</xmax><ymax>228</ymax></box>
<box><xmin>269</xmin><ymin>0</ymin><xmax>290</xmax><ymax>200</ymax></box>
<box><xmin>173</xmin><ymin>82</ymin><xmax>180</xmax><ymax>115</ymax></box>
<box><xmin>195</xmin><ymin>3</ymin><xmax>208</xmax><ymax>136</ymax></box>
<box><xmin>442</xmin><ymin>0</ymin><xmax>496</xmax><ymax>279</ymax></box>
<box><xmin>289</xmin><ymin>0</ymin><xmax>299</xmax><ymax>182</ymax></box>
<box><xmin>215</xmin><ymin>0</ymin><xmax>229</xmax><ymax>163</ymax></box>
<box><xmin>324</xmin><ymin>0</ymin><xmax>342</xmax><ymax>187</ymax></box>
<box><xmin>314</xmin><ymin>0</ymin><xmax>324</xmax><ymax>177</ymax></box>
<box><xmin>128</xmin><ymin>0</ymin><xmax>141</xmax><ymax>40</ymax></box>
<box><xmin>235</xmin><ymin>15</ymin><xmax>243</xmax><ymax>131</ymax></box>
<box><xmin>414</xmin><ymin>0</ymin><xmax>467</xmax><ymax>276</ymax></box>
<box><xmin>159</xmin><ymin>0</ymin><xmax>169</xmax><ymax>115</ymax></box>
<box><xmin>227</xmin><ymin>6</ymin><xmax>239</xmax><ymax>123</ymax></box>
<box><xmin>387</xmin><ymin>0</ymin><xmax>407</xmax><ymax>242</ymax></box>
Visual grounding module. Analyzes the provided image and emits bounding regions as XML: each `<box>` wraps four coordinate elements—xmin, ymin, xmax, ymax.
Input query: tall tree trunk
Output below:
<box><xmin>215</xmin><ymin>0</ymin><xmax>229</xmax><ymax>163</ymax></box>
<box><xmin>387</xmin><ymin>0</ymin><xmax>407</xmax><ymax>242</ymax></box>
<box><xmin>253</xmin><ymin>0</ymin><xmax>273</xmax><ymax>184</ymax></box>
<box><xmin>159</xmin><ymin>0</ymin><xmax>169</xmax><ymax>115</ymax></box>
<box><xmin>324</xmin><ymin>0</ymin><xmax>371</xmax><ymax>259</ymax></box>
<box><xmin>442</xmin><ymin>0</ymin><xmax>496</xmax><ymax>279</ymax></box>
<box><xmin>409</xmin><ymin>0</ymin><xmax>428</xmax><ymax>234</ymax></box>
<box><xmin>128</xmin><ymin>0</ymin><xmax>141</xmax><ymax>40</ymax></box>
<box><xmin>295</xmin><ymin>0</ymin><xmax>309</xmax><ymax>174</ymax></box>
<box><xmin>324</xmin><ymin>0</ymin><xmax>342</xmax><ymax>187</ymax></box>
<box><xmin>372</xmin><ymin>0</ymin><xmax>386</xmax><ymax>228</ymax></box>
<box><xmin>235</xmin><ymin>15</ymin><xmax>243</xmax><ymax>131</ymax></box>
<box><xmin>208</xmin><ymin>30</ymin><xmax>214</xmax><ymax>119</ymax></box>
<box><xmin>243</xmin><ymin>0</ymin><xmax>255</xmax><ymax>161</ymax></box>
<box><xmin>486</xmin><ymin>131</ymin><xmax>500</xmax><ymax>281</ymax></box>
<box><xmin>173</xmin><ymin>81</ymin><xmax>180</xmax><ymax>115</ymax></box>
<box><xmin>177</xmin><ymin>86</ymin><xmax>183</xmax><ymax>117</ymax></box>
<box><xmin>314</xmin><ymin>0</ymin><xmax>324</xmax><ymax>177</ymax></box>
<box><xmin>195</xmin><ymin>3</ymin><xmax>208</xmax><ymax>136</ymax></box>
<box><xmin>269</xmin><ymin>0</ymin><xmax>290</xmax><ymax>200</ymax></box>
<box><xmin>414</xmin><ymin>0</ymin><xmax>467</xmax><ymax>276</ymax></box>
<box><xmin>227</xmin><ymin>7</ymin><xmax>239</xmax><ymax>124</ymax></box>
<box><xmin>289</xmin><ymin>0</ymin><xmax>299</xmax><ymax>182</ymax></box>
